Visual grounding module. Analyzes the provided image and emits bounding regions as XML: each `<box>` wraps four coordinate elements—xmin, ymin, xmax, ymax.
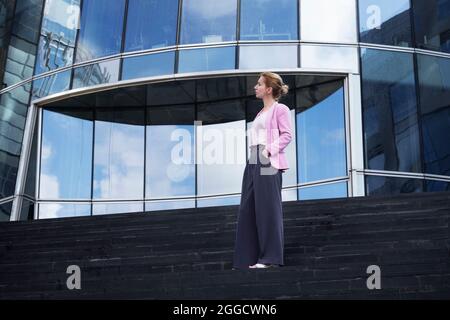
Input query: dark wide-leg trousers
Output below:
<box><xmin>233</xmin><ymin>144</ymin><xmax>284</xmax><ymax>269</ymax></box>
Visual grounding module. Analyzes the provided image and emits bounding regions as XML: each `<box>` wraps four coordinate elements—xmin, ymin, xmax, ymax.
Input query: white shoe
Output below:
<box><xmin>249</xmin><ymin>263</ymin><xmax>270</xmax><ymax>269</ymax></box>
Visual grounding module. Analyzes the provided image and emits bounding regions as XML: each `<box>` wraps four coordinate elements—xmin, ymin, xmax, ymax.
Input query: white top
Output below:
<box><xmin>249</xmin><ymin>109</ymin><xmax>269</xmax><ymax>147</ymax></box>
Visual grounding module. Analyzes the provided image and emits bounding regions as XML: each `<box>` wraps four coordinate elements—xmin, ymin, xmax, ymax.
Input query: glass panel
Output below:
<box><xmin>180</xmin><ymin>0</ymin><xmax>237</xmax><ymax>45</ymax></box>
<box><xmin>146</xmin><ymin>105</ymin><xmax>195</xmax><ymax>200</ymax></box>
<box><xmin>93</xmin><ymin>108</ymin><xmax>145</xmax><ymax>200</ymax></box>
<box><xmin>24</xmin><ymin>120</ymin><xmax>39</xmax><ymax>198</ymax></box>
<box><xmin>417</xmin><ymin>54</ymin><xmax>450</xmax><ymax>176</ymax></box>
<box><xmin>301</xmin><ymin>0</ymin><xmax>357</xmax><ymax>43</ymax></box>
<box><xmin>240</xmin><ymin>0</ymin><xmax>298</xmax><ymax>40</ymax></box>
<box><xmin>75</xmin><ymin>0</ymin><xmax>126</xmax><ymax>62</ymax></box>
<box><xmin>39</xmin><ymin>108</ymin><xmax>93</xmax><ymax>199</ymax></box>
<box><xmin>72</xmin><ymin>59</ymin><xmax>120</xmax><ymax>89</ymax></box>
<box><xmin>0</xmin><ymin>201</ymin><xmax>12</xmax><ymax>222</ymax></box>
<box><xmin>239</xmin><ymin>45</ymin><xmax>297</xmax><ymax>69</ymax></box>
<box><xmin>365</xmin><ymin>175</ymin><xmax>423</xmax><ymax>195</ymax></box>
<box><xmin>178</xmin><ymin>46</ymin><xmax>235</xmax><ymax>73</ymax></box>
<box><xmin>38</xmin><ymin>202</ymin><xmax>90</xmax><ymax>219</ymax></box>
<box><xmin>413</xmin><ymin>0</ymin><xmax>450</xmax><ymax>53</ymax></box>
<box><xmin>122</xmin><ymin>51</ymin><xmax>175</xmax><ymax>80</ymax></box>
<box><xmin>19</xmin><ymin>199</ymin><xmax>34</xmax><ymax>221</ymax></box>
<box><xmin>358</xmin><ymin>0</ymin><xmax>412</xmax><ymax>47</ymax></box>
<box><xmin>425</xmin><ymin>179</ymin><xmax>450</xmax><ymax>192</ymax></box>
<box><xmin>2</xmin><ymin>0</ymin><xmax>45</xmax><ymax>87</ymax></box>
<box><xmin>35</xmin><ymin>0</ymin><xmax>80</xmax><ymax>75</ymax></box>
<box><xmin>361</xmin><ymin>48</ymin><xmax>421</xmax><ymax>173</ymax></box>
<box><xmin>0</xmin><ymin>84</ymin><xmax>31</xmax><ymax>198</ymax></box>
<box><xmin>197</xmin><ymin>195</ymin><xmax>240</xmax><ymax>207</ymax></box>
<box><xmin>32</xmin><ymin>70</ymin><xmax>71</xmax><ymax>100</ymax></box>
<box><xmin>300</xmin><ymin>45</ymin><xmax>358</xmax><ymax>73</ymax></box>
<box><xmin>146</xmin><ymin>80</ymin><xmax>195</xmax><ymax>106</ymax></box>
<box><xmin>282</xmin><ymin>189</ymin><xmax>297</xmax><ymax>202</ymax></box>
<box><xmin>296</xmin><ymin>81</ymin><xmax>347</xmax><ymax>183</ymax></box>
<box><xmin>145</xmin><ymin>200</ymin><xmax>195</xmax><ymax>212</ymax></box>
<box><xmin>93</xmin><ymin>202</ymin><xmax>143</xmax><ymax>215</ymax></box>
<box><xmin>298</xmin><ymin>181</ymin><xmax>348</xmax><ymax>200</ymax></box>
<box><xmin>125</xmin><ymin>0</ymin><xmax>178</xmax><ymax>51</ymax></box>
<box><xmin>197</xmin><ymin>100</ymin><xmax>246</xmax><ymax>197</ymax></box>
<box><xmin>0</xmin><ymin>0</ymin><xmax>16</xmax><ymax>89</ymax></box>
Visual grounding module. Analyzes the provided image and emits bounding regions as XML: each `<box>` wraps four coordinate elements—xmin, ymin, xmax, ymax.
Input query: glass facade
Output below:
<box><xmin>34</xmin><ymin>74</ymin><xmax>352</xmax><ymax>218</ymax></box>
<box><xmin>358</xmin><ymin>0</ymin><xmax>412</xmax><ymax>47</ymax></box>
<box><xmin>35</xmin><ymin>0</ymin><xmax>80</xmax><ymax>75</ymax></box>
<box><xmin>1</xmin><ymin>0</ymin><xmax>44</xmax><ymax>88</ymax></box>
<box><xmin>417</xmin><ymin>54</ymin><xmax>450</xmax><ymax>176</ymax></box>
<box><xmin>75</xmin><ymin>0</ymin><xmax>126</xmax><ymax>62</ymax></box>
<box><xmin>180</xmin><ymin>0</ymin><xmax>237</xmax><ymax>45</ymax></box>
<box><xmin>361</xmin><ymin>48</ymin><xmax>421</xmax><ymax>173</ymax></box>
<box><xmin>240</xmin><ymin>0</ymin><xmax>298</xmax><ymax>40</ymax></box>
<box><xmin>125</xmin><ymin>0</ymin><xmax>179</xmax><ymax>52</ymax></box>
<box><xmin>412</xmin><ymin>0</ymin><xmax>450</xmax><ymax>53</ymax></box>
<box><xmin>0</xmin><ymin>0</ymin><xmax>449</xmax><ymax>220</ymax></box>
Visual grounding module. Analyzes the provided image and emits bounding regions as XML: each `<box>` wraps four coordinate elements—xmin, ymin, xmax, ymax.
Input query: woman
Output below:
<box><xmin>233</xmin><ymin>72</ymin><xmax>293</xmax><ymax>270</ymax></box>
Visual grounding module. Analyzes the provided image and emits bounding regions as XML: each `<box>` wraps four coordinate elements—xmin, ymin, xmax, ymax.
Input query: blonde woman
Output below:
<box><xmin>233</xmin><ymin>72</ymin><xmax>293</xmax><ymax>269</ymax></box>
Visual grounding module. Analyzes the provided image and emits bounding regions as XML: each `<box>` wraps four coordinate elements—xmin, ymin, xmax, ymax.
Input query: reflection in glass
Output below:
<box><xmin>0</xmin><ymin>0</ymin><xmax>16</xmax><ymax>87</ymax></box>
<box><xmin>40</xmin><ymin>109</ymin><xmax>93</xmax><ymax>199</ymax></box>
<box><xmin>93</xmin><ymin>202</ymin><xmax>143</xmax><ymax>215</ymax></box>
<box><xmin>0</xmin><ymin>84</ymin><xmax>31</xmax><ymax>198</ymax></box>
<box><xmin>282</xmin><ymin>189</ymin><xmax>297</xmax><ymax>202</ymax></box>
<box><xmin>296</xmin><ymin>81</ymin><xmax>347</xmax><ymax>183</ymax></box>
<box><xmin>180</xmin><ymin>0</ymin><xmax>237</xmax><ymax>44</ymax></box>
<box><xmin>35</xmin><ymin>0</ymin><xmax>80</xmax><ymax>75</ymax></box>
<box><xmin>72</xmin><ymin>59</ymin><xmax>120</xmax><ymax>89</ymax></box>
<box><xmin>365</xmin><ymin>175</ymin><xmax>423</xmax><ymax>195</ymax></box>
<box><xmin>413</xmin><ymin>0</ymin><xmax>450</xmax><ymax>53</ymax></box>
<box><xmin>2</xmin><ymin>0</ymin><xmax>44</xmax><ymax>87</ymax></box>
<box><xmin>299</xmin><ymin>181</ymin><xmax>348</xmax><ymax>200</ymax></box>
<box><xmin>75</xmin><ymin>0</ymin><xmax>126</xmax><ymax>62</ymax></box>
<box><xmin>32</xmin><ymin>70</ymin><xmax>71</xmax><ymax>100</ymax></box>
<box><xmin>358</xmin><ymin>0</ymin><xmax>412</xmax><ymax>47</ymax></box>
<box><xmin>301</xmin><ymin>0</ymin><xmax>357</xmax><ymax>43</ymax></box>
<box><xmin>178</xmin><ymin>47</ymin><xmax>235</xmax><ymax>73</ymax></box>
<box><xmin>425</xmin><ymin>180</ymin><xmax>450</xmax><ymax>192</ymax></box>
<box><xmin>239</xmin><ymin>45</ymin><xmax>297</xmax><ymax>69</ymax></box>
<box><xmin>39</xmin><ymin>203</ymin><xmax>90</xmax><ymax>219</ymax></box>
<box><xmin>417</xmin><ymin>54</ymin><xmax>450</xmax><ymax>176</ymax></box>
<box><xmin>122</xmin><ymin>51</ymin><xmax>175</xmax><ymax>80</ymax></box>
<box><xmin>125</xmin><ymin>0</ymin><xmax>178</xmax><ymax>51</ymax></box>
<box><xmin>0</xmin><ymin>201</ymin><xmax>12</xmax><ymax>222</ymax></box>
<box><xmin>361</xmin><ymin>49</ymin><xmax>421</xmax><ymax>173</ymax></box>
<box><xmin>93</xmin><ymin>108</ymin><xmax>144</xmax><ymax>200</ymax></box>
<box><xmin>197</xmin><ymin>100</ymin><xmax>246</xmax><ymax>198</ymax></box>
<box><xmin>197</xmin><ymin>195</ymin><xmax>240</xmax><ymax>208</ymax></box>
<box><xmin>145</xmin><ymin>200</ymin><xmax>195</xmax><ymax>212</ymax></box>
<box><xmin>301</xmin><ymin>45</ymin><xmax>358</xmax><ymax>73</ymax></box>
<box><xmin>19</xmin><ymin>199</ymin><xmax>34</xmax><ymax>221</ymax></box>
<box><xmin>240</xmin><ymin>0</ymin><xmax>298</xmax><ymax>40</ymax></box>
<box><xmin>146</xmin><ymin>106</ymin><xmax>195</xmax><ymax>200</ymax></box>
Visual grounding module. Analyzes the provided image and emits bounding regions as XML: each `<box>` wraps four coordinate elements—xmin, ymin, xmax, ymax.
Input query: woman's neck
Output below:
<box><xmin>263</xmin><ymin>97</ymin><xmax>276</xmax><ymax>110</ymax></box>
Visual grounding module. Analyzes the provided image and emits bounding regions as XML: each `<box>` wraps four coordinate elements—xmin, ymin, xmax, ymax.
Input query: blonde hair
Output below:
<box><xmin>260</xmin><ymin>72</ymin><xmax>289</xmax><ymax>101</ymax></box>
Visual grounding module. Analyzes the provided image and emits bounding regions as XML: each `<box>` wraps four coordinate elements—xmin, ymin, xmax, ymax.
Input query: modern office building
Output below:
<box><xmin>0</xmin><ymin>0</ymin><xmax>449</xmax><ymax>222</ymax></box>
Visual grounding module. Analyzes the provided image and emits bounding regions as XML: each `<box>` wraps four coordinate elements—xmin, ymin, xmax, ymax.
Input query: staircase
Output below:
<box><xmin>1</xmin><ymin>191</ymin><xmax>449</xmax><ymax>299</ymax></box>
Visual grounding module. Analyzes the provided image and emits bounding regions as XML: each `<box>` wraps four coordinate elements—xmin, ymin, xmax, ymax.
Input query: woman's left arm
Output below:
<box><xmin>265</xmin><ymin>105</ymin><xmax>293</xmax><ymax>157</ymax></box>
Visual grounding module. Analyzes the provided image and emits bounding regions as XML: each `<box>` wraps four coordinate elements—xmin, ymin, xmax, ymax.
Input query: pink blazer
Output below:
<box><xmin>254</xmin><ymin>102</ymin><xmax>293</xmax><ymax>170</ymax></box>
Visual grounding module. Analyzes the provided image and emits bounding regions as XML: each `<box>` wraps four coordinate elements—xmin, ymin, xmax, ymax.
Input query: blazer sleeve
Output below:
<box><xmin>265</xmin><ymin>104</ymin><xmax>293</xmax><ymax>157</ymax></box>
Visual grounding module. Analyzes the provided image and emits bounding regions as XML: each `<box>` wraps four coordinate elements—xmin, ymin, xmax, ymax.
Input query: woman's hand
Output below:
<box><xmin>262</xmin><ymin>148</ymin><xmax>270</xmax><ymax>158</ymax></box>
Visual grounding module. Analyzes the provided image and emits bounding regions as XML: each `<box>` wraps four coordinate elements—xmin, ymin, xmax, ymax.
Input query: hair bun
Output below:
<box><xmin>281</xmin><ymin>84</ymin><xmax>289</xmax><ymax>95</ymax></box>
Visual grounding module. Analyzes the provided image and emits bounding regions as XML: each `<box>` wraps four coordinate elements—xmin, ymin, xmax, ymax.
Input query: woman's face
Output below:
<box><xmin>254</xmin><ymin>76</ymin><xmax>272</xmax><ymax>99</ymax></box>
